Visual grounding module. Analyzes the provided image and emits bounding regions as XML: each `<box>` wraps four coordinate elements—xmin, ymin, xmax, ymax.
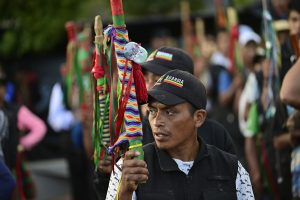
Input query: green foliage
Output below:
<box><xmin>100</xmin><ymin>0</ymin><xmax>203</xmax><ymax>17</ymax></box>
<box><xmin>0</xmin><ymin>0</ymin><xmax>256</xmax><ymax>58</ymax></box>
<box><xmin>233</xmin><ymin>0</ymin><xmax>255</xmax><ymax>8</ymax></box>
<box><xmin>0</xmin><ymin>0</ymin><xmax>83</xmax><ymax>58</ymax></box>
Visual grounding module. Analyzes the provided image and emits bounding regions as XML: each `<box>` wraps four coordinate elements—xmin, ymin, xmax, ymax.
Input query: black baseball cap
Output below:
<box><xmin>141</xmin><ymin>46</ymin><xmax>194</xmax><ymax>75</ymax></box>
<box><xmin>148</xmin><ymin>70</ymin><xmax>206</xmax><ymax>109</ymax></box>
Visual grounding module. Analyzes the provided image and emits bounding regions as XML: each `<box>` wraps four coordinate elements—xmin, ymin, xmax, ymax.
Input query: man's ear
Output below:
<box><xmin>194</xmin><ymin>109</ymin><xmax>207</xmax><ymax>128</ymax></box>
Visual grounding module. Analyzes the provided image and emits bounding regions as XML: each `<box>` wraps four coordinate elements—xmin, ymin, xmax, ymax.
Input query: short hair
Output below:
<box><xmin>187</xmin><ymin>103</ymin><xmax>197</xmax><ymax>115</ymax></box>
<box><xmin>289</xmin><ymin>0</ymin><xmax>300</xmax><ymax>15</ymax></box>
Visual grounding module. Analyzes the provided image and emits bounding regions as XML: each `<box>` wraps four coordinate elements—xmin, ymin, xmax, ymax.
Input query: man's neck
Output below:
<box><xmin>167</xmin><ymin>135</ymin><xmax>200</xmax><ymax>161</ymax></box>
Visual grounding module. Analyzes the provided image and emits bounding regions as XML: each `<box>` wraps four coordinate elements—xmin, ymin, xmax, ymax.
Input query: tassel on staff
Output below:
<box><xmin>92</xmin><ymin>15</ymin><xmax>111</xmax><ymax>168</ymax></box>
<box><xmin>92</xmin><ymin>0</ymin><xmax>148</xmax><ymax>167</ymax></box>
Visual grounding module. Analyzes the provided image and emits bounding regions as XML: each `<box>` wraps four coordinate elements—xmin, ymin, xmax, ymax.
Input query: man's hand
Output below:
<box><xmin>118</xmin><ymin>150</ymin><xmax>149</xmax><ymax>200</ymax></box>
<box><xmin>252</xmin><ymin>172</ymin><xmax>263</xmax><ymax>198</ymax></box>
<box><xmin>273</xmin><ymin>133</ymin><xmax>292</xmax><ymax>150</ymax></box>
<box><xmin>17</xmin><ymin>144</ymin><xmax>25</xmax><ymax>152</ymax></box>
<box><xmin>232</xmin><ymin>74</ymin><xmax>243</xmax><ymax>89</ymax></box>
<box><xmin>287</xmin><ymin>111</ymin><xmax>300</xmax><ymax>131</ymax></box>
<box><xmin>98</xmin><ymin>156</ymin><xmax>113</xmax><ymax>174</ymax></box>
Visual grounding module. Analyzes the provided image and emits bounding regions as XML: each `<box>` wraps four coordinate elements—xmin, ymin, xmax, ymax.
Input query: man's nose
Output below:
<box><xmin>153</xmin><ymin>111</ymin><xmax>165</xmax><ymax>127</ymax></box>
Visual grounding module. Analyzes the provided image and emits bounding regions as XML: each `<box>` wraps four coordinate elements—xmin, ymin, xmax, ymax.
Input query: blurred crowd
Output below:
<box><xmin>1</xmin><ymin>0</ymin><xmax>300</xmax><ymax>200</ymax></box>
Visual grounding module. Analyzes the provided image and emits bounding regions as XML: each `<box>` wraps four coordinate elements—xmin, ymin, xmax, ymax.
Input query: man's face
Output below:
<box><xmin>217</xmin><ymin>32</ymin><xmax>230</xmax><ymax>55</ymax></box>
<box><xmin>144</xmin><ymin>71</ymin><xmax>161</xmax><ymax>90</ymax></box>
<box><xmin>289</xmin><ymin>10</ymin><xmax>300</xmax><ymax>35</ymax></box>
<box><xmin>272</xmin><ymin>0</ymin><xmax>289</xmax><ymax>9</ymax></box>
<box><xmin>242</xmin><ymin>41</ymin><xmax>257</xmax><ymax>67</ymax></box>
<box><xmin>147</xmin><ymin>102</ymin><xmax>200</xmax><ymax>151</ymax></box>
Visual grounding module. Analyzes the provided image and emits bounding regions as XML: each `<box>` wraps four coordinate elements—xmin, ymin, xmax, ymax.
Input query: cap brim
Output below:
<box><xmin>141</xmin><ymin>61</ymin><xmax>170</xmax><ymax>76</ymax></box>
<box><xmin>148</xmin><ymin>89</ymin><xmax>185</xmax><ymax>106</ymax></box>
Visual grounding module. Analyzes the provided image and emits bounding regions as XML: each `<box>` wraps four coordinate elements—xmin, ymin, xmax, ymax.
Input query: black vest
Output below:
<box><xmin>136</xmin><ymin>139</ymin><xmax>238</xmax><ymax>200</ymax></box>
<box><xmin>142</xmin><ymin>117</ymin><xmax>236</xmax><ymax>155</ymax></box>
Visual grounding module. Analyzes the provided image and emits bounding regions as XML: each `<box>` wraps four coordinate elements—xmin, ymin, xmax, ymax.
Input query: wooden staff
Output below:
<box><xmin>227</xmin><ymin>7</ymin><xmax>239</xmax><ymax>74</ymax></box>
<box><xmin>214</xmin><ymin>0</ymin><xmax>227</xmax><ymax>29</ymax></box>
<box><xmin>64</xmin><ymin>21</ymin><xmax>77</xmax><ymax>108</ymax></box>
<box><xmin>180</xmin><ymin>0</ymin><xmax>194</xmax><ymax>55</ymax></box>
<box><xmin>92</xmin><ymin>15</ymin><xmax>111</xmax><ymax>165</ymax></box>
<box><xmin>107</xmin><ymin>0</ymin><xmax>145</xmax><ymax>161</ymax></box>
<box><xmin>195</xmin><ymin>17</ymin><xmax>205</xmax><ymax>45</ymax></box>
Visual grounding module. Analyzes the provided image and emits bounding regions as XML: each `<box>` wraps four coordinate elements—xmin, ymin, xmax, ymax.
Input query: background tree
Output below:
<box><xmin>0</xmin><ymin>0</ymin><xmax>256</xmax><ymax>59</ymax></box>
<box><xmin>0</xmin><ymin>0</ymin><xmax>94</xmax><ymax>58</ymax></box>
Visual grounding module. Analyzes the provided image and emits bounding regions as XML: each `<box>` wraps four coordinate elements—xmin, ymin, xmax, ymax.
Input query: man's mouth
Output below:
<box><xmin>153</xmin><ymin>132</ymin><xmax>169</xmax><ymax>141</ymax></box>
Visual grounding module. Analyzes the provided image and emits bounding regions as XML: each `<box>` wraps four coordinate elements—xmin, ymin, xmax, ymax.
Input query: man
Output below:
<box><xmin>280</xmin><ymin>59</ymin><xmax>300</xmax><ymax>199</ymax></box>
<box><xmin>276</xmin><ymin>1</ymin><xmax>300</xmax><ymax>198</ymax></box>
<box><xmin>0</xmin><ymin>74</ymin><xmax>46</xmax><ymax>199</ymax></box>
<box><xmin>102</xmin><ymin>47</ymin><xmax>235</xmax><ymax>199</ymax></box>
<box><xmin>116</xmin><ymin>70</ymin><xmax>254</xmax><ymax>200</ymax></box>
<box><xmin>280</xmin><ymin>0</ymin><xmax>300</xmax><ymax>82</ymax></box>
<box><xmin>208</xmin><ymin>28</ymin><xmax>245</xmax><ymax>164</ymax></box>
<box><xmin>280</xmin><ymin>0</ymin><xmax>300</xmax><ymax>108</ymax></box>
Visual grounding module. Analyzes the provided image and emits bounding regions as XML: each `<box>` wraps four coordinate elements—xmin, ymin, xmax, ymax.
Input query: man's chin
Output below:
<box><xmin>154</xmin><ymin>141</ymin><xmax>168</xmax><ymax>150</ymax></box>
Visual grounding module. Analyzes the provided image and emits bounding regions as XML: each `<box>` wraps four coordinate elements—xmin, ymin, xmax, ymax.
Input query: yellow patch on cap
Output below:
<box><xmin>155</xmin><ymin>51</ymin><xmax>173</xmax><ymax>61</ymax></box>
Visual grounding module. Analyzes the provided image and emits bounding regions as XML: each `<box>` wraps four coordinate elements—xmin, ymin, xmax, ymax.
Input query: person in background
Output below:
<box><xmin>208</xmin><ymin>29</ymin><xmax>231</xmax><ymax>110</ymax></box>
<box><xmin>273</xmin><ymin>19</ymin><xmax>290</xmax><ymax>45</ymax></box>
<box><xmin>280</xmin><ymin>58</ymin><xmax>300</xmax><ymax>199</ymax></box>
<box><xmin>140</xmin><ymin>46</ymin><xmax>235</xmax><ymax>154</ymax></box>
<box><xmin>239</xmin><ymin>46</ymin><xmax>285</xmax><ymax>199</ymax></box>
<box><xmin>209</xmin><ymin>27</ymin><xmax>256</xmax><ymax>166</ymax></box>
<box><xmin>193</xmin><ymin>35</ymin><xmax>216</xmax><ymax>111</ymax></box>
<box><xmin>0</xmin><ymin>109</ymin><xmax>16</xmax><ymax>200</ymax></box>
<box><xmin>277</xmin><ymin>3</ymin><xmax>300</xmax><ymax>197</ymax></box>
<box><xmin>0</xmin><ymin>74</ymin><xmax>47</xmax><ymax>199</ymax></box>
<box><xmin>48</xmin><ymin>63</ymin><xmax>97</xmax><ymax>200</ymax></box>
<box><xmin>48</xmin><ymin>64</ymin><xmax>77</xmax><ymax>133</ymax></box>
<box><xmin>280</xmin><ymin>0</ymin><xmax>300</xmax><ymax>83</ymax></box>
<box><xmin>269</xmin><ymin>0</ymin><xmax>290</xmax><ymax>20</ymax></box>
<box><xmin>275</xmin><ymin>2</ymin><xmax>300</xmax><ymax>198</ymax></box>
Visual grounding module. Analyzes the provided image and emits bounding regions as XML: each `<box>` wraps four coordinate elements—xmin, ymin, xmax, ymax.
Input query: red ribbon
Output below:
<box><xmin>228</xmin><ymin>25</ymin><xmax>239</xmax><ymax>74</ymax></box>
<box><xmin>114</xmin><ymin>59</ymin><xmax>134</xmax><ymax>144</ymax></box>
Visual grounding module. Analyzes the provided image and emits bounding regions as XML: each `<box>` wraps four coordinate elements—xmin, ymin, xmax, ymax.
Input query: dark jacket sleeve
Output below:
<box><xmin>198</xmin><ymin>119</ymin><xmax>236</xmax><ymax>155</ymax></box>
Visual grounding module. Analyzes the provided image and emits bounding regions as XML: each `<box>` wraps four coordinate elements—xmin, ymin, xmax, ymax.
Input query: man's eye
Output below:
<box><xmin>148</xmin><ymin>108</ymin><xmax>157</xmax><ymax>115</ymax></box>
<box><xmin>166</xmin><ymin>110</ymin><xmax>174</xmax><ymax>116</ymax></box>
